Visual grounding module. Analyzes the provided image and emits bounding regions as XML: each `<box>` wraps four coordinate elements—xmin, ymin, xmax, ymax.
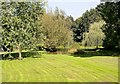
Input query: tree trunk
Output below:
<box><xmin>18</xmin><ymin>44</ymin><xmax>22</xmax><ymax>60</ymax></box>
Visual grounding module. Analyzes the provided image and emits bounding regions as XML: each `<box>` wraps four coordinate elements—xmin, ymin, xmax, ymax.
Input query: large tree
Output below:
<box><xmin>82</xmin><ymin>20</ymin><xmax>105</xmax><ymax>48</ymax></box>
<box><xmin>97</xmin><ymin>1</ymin><xmax>120</xmax><ymax>50</ymax></box>
<box><xmin>1</xmin><ymin>1</ymin><xmax>45</xmax><ymax>59</ymax></box>
<box><xmin>73</xmin><ymin>9</ymin><xmax>102</xmax><ymax>42</ymax></box>
<box><xmin>41</xmin><ymin>8</ymin><xmax>73</xmax><ymax>51</ymax></box>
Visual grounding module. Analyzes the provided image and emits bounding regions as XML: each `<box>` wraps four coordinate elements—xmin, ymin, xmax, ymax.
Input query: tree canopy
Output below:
<box><xmin>82</xmin><ymin>20</ymin><xmax>105</xmax><ymax>48</ymax></box>
<box><xmin>97</xmin><ymin>1</ymin><xmax>120</xmax><ymax>50</ymax></box>
<box><xmin>41</xmin><ymin>8</ymin><xmax>73</xmax><ymax>51</ymax></box>
<box><xmin>73</xmin><ymin>9</ymin><xmax>102</xmax><ymax>42</ymax></box>
<box><xmin>1</xmin><ymin>1</ymin><xmax>45</xmax><ymax>59</ymax></box>
<box><xmin>1</xmin><ymin>1</ymin><xmax>120</xmax><ymax>60</ymax></box>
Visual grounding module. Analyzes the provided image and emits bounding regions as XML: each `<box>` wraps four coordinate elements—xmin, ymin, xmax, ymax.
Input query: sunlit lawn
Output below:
<box><xmin>2</xmin><ymin>54</ymin><xmax>118</xmax><ymax>82</ymax></box>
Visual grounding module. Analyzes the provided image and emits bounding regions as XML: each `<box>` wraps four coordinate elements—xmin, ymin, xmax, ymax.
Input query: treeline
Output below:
<box><xmin>0</xmin><ymin>1</ymin><xmax>120</xmax><ymax>59</ymax></box>
<box><xmin>0</xmin><ymin>1</ymin><xmax>73</xmax><ymax>59</ymax></box>
<box><xmin>73</xmin><ymin>1</ymin><xmax>120</xmax><ymax>50</ymax></box>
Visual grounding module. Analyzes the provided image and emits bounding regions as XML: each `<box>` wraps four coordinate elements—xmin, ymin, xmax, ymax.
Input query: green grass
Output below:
<box><xmin>2</xmin><ymin>54</ymin><xmax>118</xmax><ymax>82</ymax></box>
<box><xmin>0</xmin><ymin>59</ymin><xmax>2</xmax><ymax>83</ymax></box>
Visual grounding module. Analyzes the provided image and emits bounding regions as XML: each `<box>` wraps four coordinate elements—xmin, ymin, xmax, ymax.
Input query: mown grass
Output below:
<box><xmin>2</xmin><ymin>53</ymin><xmax>118</xmax><ymax>82</ymax></box>
<box><xmin>0</xmin><ymin>58</ymin><xmax>2</xmax><ymax>83</ymax></box>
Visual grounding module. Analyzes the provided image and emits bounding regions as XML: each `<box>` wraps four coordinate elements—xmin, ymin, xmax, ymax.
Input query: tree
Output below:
<box><xmin>41</xmin><ymin>8</ymin><xmax>73</xmax><ymax>51</ymax></box>
<box><xmin>82</xmin><ymin>20</ymin><xmax>105</xmax><ymax>48</ymax></box>
<box><xmin>73</xmin><ymin>9</ymin><xmax>102</xmax><ymax>42</ymax></box>
<box><xmin>97</xmin><ymin>1</ymin><xmax>120</xmax><ymax>50</ymax></box>
<box><xmin>1</xmin><ymin>1</ymin><xmax>45</xmax><ymax>59</ymax></box>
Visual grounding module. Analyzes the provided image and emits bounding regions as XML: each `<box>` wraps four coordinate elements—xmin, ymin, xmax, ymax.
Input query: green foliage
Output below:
<box><xmin>1</xmin><ymin>2</ymin><xmax>45</xmax><ymax>58</ymax></box>
<box><xmin>82</xmin><ymin>20</ymin><xmax>105</xmax><ymax>48</ymax></box>
<box><xmin>97</xmin><ymin>1</ymin><xmax>120</xmax><ymax>50</ymax></box>
<box><xmin>73</xmin><ymin>49</ymin><xmax>85</xmax><ymax>55</ymax></box>
<box><xmin>2</xmin><ymin>51</ymin><xmax>41</xmax><ymax>60</ymax></box>
<box><xmin>73</xmin><ymin>48</ymin><xmax>120</xmax><ymax>57</ymax></box>
<box><xmin>73</xmin><ymin>9</ymin><xmax>102</xmax><ymax>42</ymax></box>
<box><xmin>41</xmin><ymin>8</ymin><xmax>73</xmax><ymax>50</ymax></box>
<box><xmin>69</xmin><ymin>42</ymin><xmax>80</xmax><ymax>49</ymax></box>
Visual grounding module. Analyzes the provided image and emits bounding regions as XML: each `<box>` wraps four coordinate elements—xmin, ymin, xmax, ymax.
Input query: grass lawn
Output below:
<box><xmin>2</xmin><ymin>54</ymin><xmax>118</xmax><ymax>82</ymax></box>
<box><xmin>0</xmin><ymin>58</ymin><xmax>2</xmax><ymax>83</ymax></box>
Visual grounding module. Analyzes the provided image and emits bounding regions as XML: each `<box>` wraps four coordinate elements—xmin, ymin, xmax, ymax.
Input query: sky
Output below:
<box><xmin>46</xmin><ymin>0</ymin><xmax>100</xmax><ymax>20</ymax></box>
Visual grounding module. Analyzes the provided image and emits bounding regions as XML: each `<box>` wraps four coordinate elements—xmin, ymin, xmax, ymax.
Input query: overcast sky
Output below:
<box><xmin>46</xmin><ymin>0</ymin><xmax>100</xmax><ymax>20</ymax></box>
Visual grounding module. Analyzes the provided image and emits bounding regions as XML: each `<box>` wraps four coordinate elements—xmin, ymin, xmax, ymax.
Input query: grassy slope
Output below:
<box><xmin>2</xmin><ymin>54</ymin><xmax>118</xmax><ymax>82</ymax></box>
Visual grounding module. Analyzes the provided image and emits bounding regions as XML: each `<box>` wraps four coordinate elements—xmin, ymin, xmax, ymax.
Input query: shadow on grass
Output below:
<box><xmin>71</xmin><ymin>48</ymin><xmax>120</xmax><ymax>58</ymax></box>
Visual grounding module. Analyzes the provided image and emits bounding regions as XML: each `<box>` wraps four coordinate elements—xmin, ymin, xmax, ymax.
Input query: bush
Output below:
<box><xmin>2</xmin><ymin>51</ymin><xmax>41</xmax><ymax>60</ymax></box>
<box><xmin>2</xmin><ymin>54</ymin><xmax>14</xmax><ymax>60</ymax></box>
<box><xmin>68</xmin><ymin>48</ymin><xmax>77</xmax><ymax>53</ymax></box>
<box><xmin>35</xmin><ymin>44</ymin><xmax>44</xmax><ymax>51</ymax></box>
<box><xmin>44</xmin><ymin>47</ymin><xmax>57</xmax><ymax>52</ymax></box>
<box><xmin>70</xmin><ymin>42</ymin><xmax>80</xmax><ymax>49</ymax></box>
<box><xmin>73</xmin><ymin>49</ymin><xmax>85</xmax><ymax>55</ymax></box>
<box><xmin>21</xmin><ymin>51</ymin><xmax>41</xmax><ymax>58</ymax></box>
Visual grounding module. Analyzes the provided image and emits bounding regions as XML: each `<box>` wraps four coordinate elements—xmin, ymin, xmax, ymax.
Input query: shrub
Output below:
<box><xmin>2</xmin><ymin>51</ymin><xmax>41</xmax><ymax>60</ymax></box>
<box><xmin>44</xmin><ymin>47</ymin><xmax>57</xmax><ymax>52</ymax></box>
<box><xmin>74</xmin><ymin>49</ymin><xmax>85</xmax><ymax>55</ymax></box>
<box><xmin>70</xmin><ymin>42</ymin><xmax>80</xmax><ymax>49</ymax></box>
<box><xmin>68</xmin><ymin>48</ymin><xmax>77</xmax><ymax>53</ymax></box>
